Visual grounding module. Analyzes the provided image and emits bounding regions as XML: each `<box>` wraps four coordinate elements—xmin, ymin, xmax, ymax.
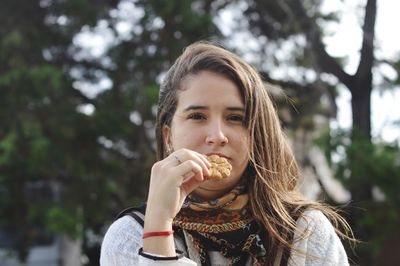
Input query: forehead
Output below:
<box><xmin>177</xmin><ymin>71</ymin><xmax>244</xmax><ymax>109</ymax></box>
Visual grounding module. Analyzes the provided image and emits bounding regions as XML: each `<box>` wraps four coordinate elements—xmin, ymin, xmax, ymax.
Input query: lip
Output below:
<box><xmin>205</xmin><ymin>152</ymin><xmax>230</xmax><ymax>160</ymax></box>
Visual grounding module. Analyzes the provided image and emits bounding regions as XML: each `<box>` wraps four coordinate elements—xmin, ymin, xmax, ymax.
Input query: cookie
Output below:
<box><xmin>207</xmin><ymin>155</ymin><xmax>232</xmax><ymax>180</ymax></box>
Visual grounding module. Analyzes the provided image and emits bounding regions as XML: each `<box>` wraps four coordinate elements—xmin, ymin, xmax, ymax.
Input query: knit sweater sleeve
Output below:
<box><xmin>100</xmin><ymin>216</ymin><xmax>196</xmax><ymax>266</ymax></box>
<box><xmin>288</xmin><ymin>210</ymin><xmax>349</xmax><ymax>266</ymax></box>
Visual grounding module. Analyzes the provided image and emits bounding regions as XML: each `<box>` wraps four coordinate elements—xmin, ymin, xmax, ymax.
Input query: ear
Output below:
<box><xmin>162</xmin><ymin>125</ymin><xmax>172</xmax><ymax>148</ymax></box>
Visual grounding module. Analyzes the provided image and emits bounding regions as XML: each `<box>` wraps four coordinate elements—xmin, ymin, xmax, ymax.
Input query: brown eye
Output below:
<box><xmin>188</xmin><ymin>113</ymin><xmax>206</xmax><ymax>120</ymax></box>
<box><xmin>227</xmin><ymin>114</ymin><xmax>244</xmax><ymax>123</ymax></box>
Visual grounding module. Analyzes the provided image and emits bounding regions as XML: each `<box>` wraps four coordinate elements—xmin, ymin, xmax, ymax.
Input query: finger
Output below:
<box><xmin>165</xmin><ymin>153</ymin><xmax>182</xmax><ymax>167</ymax></box>
<box><xmin>185</xmin><ymin>151</ymin><xmax>211</xmax><ymax>177</ymax></box>
<box><xmin>198</xmin><ymin>153</ymin><xmax>211</xmax><ymax>177</ymax></box>
<box><xmin>183</xmin><ymin>171</ymin><xmax>195</xmax><ymax>179</ymax></box>
<box><xmin>174</xmin><ymin>160</ymin><xmax>203</xmax><ymax>183</ymax></box>
<box><xmin>181</xmin><ymin>172</ymin><xmax>203</xmax><ymax>195</ymax></box>
<box><xmin>200</xmin><ymin>153</ymin><xmax>212</xmax><ymax>168</ymax></box>
<box><xmin>168</xmin><ymin>150</ymin><xmax>211</xmax><ymax>177</ymax></box>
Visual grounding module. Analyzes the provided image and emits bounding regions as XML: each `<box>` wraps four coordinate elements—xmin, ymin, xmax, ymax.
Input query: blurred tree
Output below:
<box><xmin>0</xmin><ymin>0</ymin><xmax>219</xmax><ymax>264</ymax></box>
<box><xmin>219</xmin><ymin>0</ymin><xmax>399</xmax><ymax>264</ymax></box>
<box><xmin>0</xmin><ymin>0</ymin><xmax>121</xmax><ymax>261</ymax></box>
<box><xmin>2</xmin><ymin>0</ymin><xmax>399</xmax><ymax>264</ymax></box>
<box><xmin>0</xmin><ymin>0</ymin><xmax>124</xmax><ymax>262</ymax></box>
<box><xmin>76</xmin><ymin>1</ymin><xmax>220</xmax><ymax>261</ymax></box>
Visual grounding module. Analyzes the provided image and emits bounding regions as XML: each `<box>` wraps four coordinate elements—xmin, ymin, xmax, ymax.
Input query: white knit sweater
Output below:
<box><xmin>100</xmin><ymin>210</ymin><xmax>349</xmax><ymax>265</ymax></box>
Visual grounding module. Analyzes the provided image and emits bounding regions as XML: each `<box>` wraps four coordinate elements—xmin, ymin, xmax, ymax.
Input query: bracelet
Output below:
<box><xmin>138</xmin><ymin>248</ymin><xmax>184</xmax><ymax>260</ymax></box>
<box><xmin>142</xmin><ymin>230</ymin><xmax>174</xmax><ymax>239</ymax></box>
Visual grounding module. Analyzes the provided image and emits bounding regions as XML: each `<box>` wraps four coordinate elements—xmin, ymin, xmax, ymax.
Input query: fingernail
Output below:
<box><xmin>204</xmin><ymin>168</ymin><xmax>210</xmax><ymax>177</ymax></box>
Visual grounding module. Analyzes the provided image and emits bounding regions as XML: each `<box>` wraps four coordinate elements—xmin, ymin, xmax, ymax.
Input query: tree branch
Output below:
<box><xmin>355</xmin><ymin>0</ymin><xmax>377</xmax><ymax>79</ymax></box>
<box><xmin>287</xmin><ymin>0</ymin><xmax>354</xmax><ymax>89</ymax></box>
<box><xmin>259</xmin><ymin>71</ymin><xmax>320</xmax><ymax>93</ymax></box>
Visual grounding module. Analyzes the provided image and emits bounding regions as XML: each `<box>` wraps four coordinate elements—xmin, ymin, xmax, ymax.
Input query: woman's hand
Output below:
<box><xmin>145</xmin><ymin>149</ymin><xmax>211</xmax><ymax>224</ymax></box>
<box><xmin>143</xmin><ymin>149</ymin><xmax>210</xmax><ymax>256</ymax></box>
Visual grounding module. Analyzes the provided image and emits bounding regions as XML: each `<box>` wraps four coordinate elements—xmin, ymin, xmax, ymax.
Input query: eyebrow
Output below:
<box><xmin>182</xmin><ymin>105</ymin><xmax>245</xmax><ymax>112</ymax></box>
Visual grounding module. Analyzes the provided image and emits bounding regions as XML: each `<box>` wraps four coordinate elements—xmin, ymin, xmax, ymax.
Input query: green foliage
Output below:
<box><xmin>315</xmin><ymin>129</ymin><xmax>400</xmax><ymax>254</ymax></box>
<box><xmin>0</xmin><ymin>0</ymin><xmax>219</xmax><ymax>263</ymax></box>
<box><xmin>2</xmin><ymin>0</ymin><xmax>397</xmax><ymax>264</ymax></box>
<box><xmin>0</xmin><ymin>132</ymin><xmax>17</xmax><ymax>165</ymax></box>
<box><xmin>45</xmin><ymin>207</ymin><xmax>83</xmax><ymax>238</ymax></box>
<box><xmin>30</xmin><ymin>65</ymin><xmax>63</xmax><ymax>90</ymax></box>
<box><xmin>145</xmin><ymin>84</ymin><xmax>160</xmax><ymax>106</ymax></box>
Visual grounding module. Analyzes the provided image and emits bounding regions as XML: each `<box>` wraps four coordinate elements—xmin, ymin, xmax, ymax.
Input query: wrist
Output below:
<box><xmin>144</xmin><ymin>212</ymin><xmax>173</xmax><ymax>232</ymax></box>
<box><xmin>143</xmin><ymin>230</ymin><xmax>174</xmax><ymax>239</ymax></box>
<box><xmin>145</xmin><ymin>204</ymin><xmax>174</xmax><ymax>221</ymax></box>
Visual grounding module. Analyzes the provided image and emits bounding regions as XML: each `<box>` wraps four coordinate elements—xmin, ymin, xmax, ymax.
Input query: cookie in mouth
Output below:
<box><xmin>206</xmin><ymin>155</ymin><xmax>232</xmax><ymax>180</ymax></box>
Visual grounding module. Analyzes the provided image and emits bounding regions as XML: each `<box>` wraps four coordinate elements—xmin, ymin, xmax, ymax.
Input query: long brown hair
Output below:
<box><xmin>155</xmin><ymin>41</ymin><xmax>354</xmax><ymax>263</ymax></box>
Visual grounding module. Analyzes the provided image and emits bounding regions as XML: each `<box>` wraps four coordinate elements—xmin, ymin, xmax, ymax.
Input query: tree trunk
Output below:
<box><xmin>349</xmin><ymin>71</ymin><xmax>373</xmax><ymax>202</ymax></box>
<box><xmin>293</xmin><ymin>0</ymin><xmax>377</xmax><ymax>264</ymax></box>
<box><xmin>347</xmin><ymin>76</ymin><xmax>374</xmax><ymax>265</ymax></box>
<box><xmin>351</xmin><ymin>79</ymin><xmax>372</xmax><ymax>140</ymax></box>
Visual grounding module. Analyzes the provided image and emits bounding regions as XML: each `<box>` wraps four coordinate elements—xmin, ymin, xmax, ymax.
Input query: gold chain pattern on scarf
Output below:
<box><xmin>243</xmin><ymin>234</ymin><xmax>257</xmax><ymax>252</ymax></box>
<box><xmin>173</xmin><ymin>180</ymin><xmax>267</xmax><ymax>265</ymax></box>
<box><xmin>173</xmin><ymin>218</ymin><xmax>253</xmax><ymax>233</ymax></box>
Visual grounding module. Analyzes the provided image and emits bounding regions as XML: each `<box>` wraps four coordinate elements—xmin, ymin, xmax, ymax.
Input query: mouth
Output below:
<box><xmin>205</xmin><ymin>152</ymin><xmax>230</xmax><ymax>160</ymax></box>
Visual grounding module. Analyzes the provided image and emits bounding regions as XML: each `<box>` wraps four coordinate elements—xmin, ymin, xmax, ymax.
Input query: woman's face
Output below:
<box><xmin>163</xmin><ymin>70</ymin><xmax>250</xmax><ymax>200</ymax></box>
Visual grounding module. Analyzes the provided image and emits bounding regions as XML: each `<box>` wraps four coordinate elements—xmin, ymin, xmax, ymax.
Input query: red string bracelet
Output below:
<box><xmin>142</xmin><ymin>230</ymin><xmax>174</xmax><ymax>239</ymax></box>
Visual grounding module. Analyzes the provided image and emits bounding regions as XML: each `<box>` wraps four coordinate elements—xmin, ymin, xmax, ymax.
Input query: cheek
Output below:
<box><xmin>233</xmin><ymin>132</ymin><xmax>250</xmax><ymax>150</ymax></box>
<box><xmin>172</xmin><ymin>127</ymin><xmax>204</xmax><ymax>147</ymax></box>
<box><xmin>234</xmin><ymin>134</ymin><xmax>251</xmax><ymax>163</ymax></box>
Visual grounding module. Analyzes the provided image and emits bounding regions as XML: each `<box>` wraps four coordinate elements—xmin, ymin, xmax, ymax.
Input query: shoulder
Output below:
<box><xmin>103</xmin><ymin>215</ymin><xmax>144</xmax><ymax>243</ymax></box>
<box><xmin>100</xmin><ymin>215</ymin><xmax>196</xmax><ymax>266</ymax></box>
<box><xmin>100</xmin><ymin>216</ymin><xmax>143</xmax><ymax>265</ymax></box>
<box><xmin>296</xmin><ymin>209</ymin><xmax>335</xmax><ymax>236</ymax></box>
<box><xmin>289</xmin><ymin>209</ymin><xmax>349</xmax><ymax>266</ymax></box>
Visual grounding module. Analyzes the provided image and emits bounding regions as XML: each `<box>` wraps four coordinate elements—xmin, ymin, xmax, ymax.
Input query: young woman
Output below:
<box><xmin>100</xmin><ymin>42</ymin><xmax>354</xmax><ymax>265</ymax></box>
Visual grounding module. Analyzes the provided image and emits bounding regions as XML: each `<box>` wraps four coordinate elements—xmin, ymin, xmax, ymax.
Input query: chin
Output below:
<box><xmin>203</xmin><ymin>177</ymin><xmax>237</xmax><ymax>191</ymax></box>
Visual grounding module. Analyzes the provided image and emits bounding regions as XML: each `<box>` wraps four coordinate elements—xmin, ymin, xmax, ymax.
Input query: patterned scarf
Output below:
<box><xmin>173</xmin><ymin>182</ymin><xmax>267</xmax><ymax>266</ymax></box>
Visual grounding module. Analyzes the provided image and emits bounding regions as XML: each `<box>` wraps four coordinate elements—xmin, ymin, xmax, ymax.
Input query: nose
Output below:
<box><xmin>205</xmin><ymin>120</ymin><xmax>228</xmax><ymax>146</ymax></box>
